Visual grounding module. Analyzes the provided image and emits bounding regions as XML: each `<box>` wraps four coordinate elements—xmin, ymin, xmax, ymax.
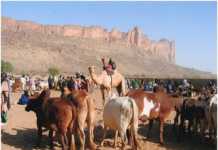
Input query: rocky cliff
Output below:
<box><xmin>2</xmin><ymin>17</ymin><xmax>175</xmax><ymax>63</ymax></box>
<box><xmin>2</xmin><ymin>17</ymin><xmax>215</xmax><ymax>79</ymax></box>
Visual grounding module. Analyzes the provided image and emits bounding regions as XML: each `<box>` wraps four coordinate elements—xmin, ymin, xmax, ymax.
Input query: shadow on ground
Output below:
<box><xmin>2</xmin><ymin>128</ymin><xmax>52</xmax><ymax>150</ymax></box>
<box><xmin>1</xmin><ymin>121</ymin><xmax>216</xmax><ymax>150</ymax></box>
<box><xmin>138</xmin><ymin>121</ymin><xmax>216</xmax><ymax>150</ymax></box>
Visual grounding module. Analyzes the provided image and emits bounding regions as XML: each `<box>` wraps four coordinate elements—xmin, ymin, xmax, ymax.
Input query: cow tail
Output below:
<box><xmin>129</xmin><ymin>98</ymin><xmax>139</xmax><ymax>150</ymax></box>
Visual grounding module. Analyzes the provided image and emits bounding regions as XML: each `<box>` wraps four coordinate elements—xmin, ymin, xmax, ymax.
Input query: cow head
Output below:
<box><xmin>153</xmin><ymin>85</ymin><xmax>165</xmax><ymax>93</ymax></box>
<box><xmin>25</xmin><ymin>89</ymin><xmax>50</xmax><ymax>112</ymax></box>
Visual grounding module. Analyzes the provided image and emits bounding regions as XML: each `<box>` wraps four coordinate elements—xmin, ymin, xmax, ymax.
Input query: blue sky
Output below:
<box><xmin>2</xmin><ymin>1</ymin><xmax>217</xmax><ymax>73</ymax></box>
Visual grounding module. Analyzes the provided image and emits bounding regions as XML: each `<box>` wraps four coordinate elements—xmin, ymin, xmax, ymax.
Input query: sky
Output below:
<box><xmin>1</xmin><ymin>1</ymin><xmax>217</xmax><ymax>73</ymax></box>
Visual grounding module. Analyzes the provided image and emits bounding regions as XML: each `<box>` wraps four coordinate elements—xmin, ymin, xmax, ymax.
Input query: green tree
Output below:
<box><xmin>48</xmin><ymin>67</ymin><xmax>60</xmax><ymax>77</ymax></box>
<box><xmin>1</xmin><ymin>60</ymin><xmax>14</xmax><ymax>73</ymax></box>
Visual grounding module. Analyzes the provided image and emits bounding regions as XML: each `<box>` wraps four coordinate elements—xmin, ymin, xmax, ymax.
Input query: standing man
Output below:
<box><xmin>1</xmin><ymin>75</ymin><xmax>10</xmax><ymax>125</ymax></box>
<box><xmin>20</xmin><ymin>75</ymin><xmax>26</xmax><ymax>91</ymax></box>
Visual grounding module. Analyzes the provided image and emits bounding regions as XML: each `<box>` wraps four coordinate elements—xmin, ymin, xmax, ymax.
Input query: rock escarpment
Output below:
<box><xmin>2</xmin><ymin>17</ymin><xmax>175</xmax><ymax>63</ymax></box>
<box><xmin>3</xmin><ymin>17</ymin><xmax>214</xmax><ymax>79</ymax></box>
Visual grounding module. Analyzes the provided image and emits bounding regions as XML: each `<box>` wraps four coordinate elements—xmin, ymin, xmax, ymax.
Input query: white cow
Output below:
<box><xmin>101</xmin><ymin>96</ymin><xmax>140</xmax><ymax>149</ymax></box>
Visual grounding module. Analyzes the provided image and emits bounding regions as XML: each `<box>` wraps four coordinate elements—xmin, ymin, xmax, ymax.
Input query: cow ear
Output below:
<box><xmin>39</xmin><ymin>89</ymin><xmax>50</xmax><ymax>100</ymax></box>
<box><xmin>28</xmin><ymin>96</ymin><xmax>37</xmax><ymax>101</ymax></box>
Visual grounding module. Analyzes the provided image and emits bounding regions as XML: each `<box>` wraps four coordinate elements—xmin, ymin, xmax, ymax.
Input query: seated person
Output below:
<box><xmin>101</xmin><ymin>58</ymin><xmax>116</xmax><ymax>75</ymax></box>
<box><xmin>17</xmin><ymin>90</ymin><xmax>29</xmax><ymax>105</ymax></box>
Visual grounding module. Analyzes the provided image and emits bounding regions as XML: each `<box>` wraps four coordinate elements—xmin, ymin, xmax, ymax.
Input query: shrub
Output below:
<box><xmin>48</xmin><ymin>67</ymin><xmax>60</xmax><ymax>77</ymax></box>
<box><xmin>1</xmin><ymin>60</ymin><xmax>14</xmax><ymax>73</ymax></box>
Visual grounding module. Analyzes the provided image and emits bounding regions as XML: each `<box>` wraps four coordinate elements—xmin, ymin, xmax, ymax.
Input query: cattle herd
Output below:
<box><xmin>23</xmin><ymin>76</ymin><xmax>217</xmax><ymax>150</ymax></box>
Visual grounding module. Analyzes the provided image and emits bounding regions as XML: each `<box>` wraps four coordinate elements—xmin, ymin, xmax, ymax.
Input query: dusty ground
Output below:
<box><xmin>1</xmin><ymin>89</ymin><xmax>216</xmax><ymax>150</ymax></box>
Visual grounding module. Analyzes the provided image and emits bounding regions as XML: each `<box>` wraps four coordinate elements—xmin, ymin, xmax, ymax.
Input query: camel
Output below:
<box><xmin>88</xmin><ymin>66</ymin><xmax>126</xmax><ymax>105</ymax></box>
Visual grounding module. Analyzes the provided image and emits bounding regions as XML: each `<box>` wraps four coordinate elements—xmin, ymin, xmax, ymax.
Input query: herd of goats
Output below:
<box><xmin>8</xmin><ymin>64</ymin><xmax>217</xmax><ymax>150</ymax></box>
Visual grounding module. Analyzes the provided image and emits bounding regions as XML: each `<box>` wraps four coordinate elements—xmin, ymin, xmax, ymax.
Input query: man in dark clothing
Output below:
<box><xmin>67</xmin><ymin>77</ymin><xmax>75</xmax><ymax>91</ymax></box>
<box><xmin>60</xmin><ymin>78</ymin><xmax>68</xmax><ymax>98</ymax></box>
<box><xmin>48</xmin><ymin>76</ymin><xmax>53</xmax><ymax>89</ymax></box>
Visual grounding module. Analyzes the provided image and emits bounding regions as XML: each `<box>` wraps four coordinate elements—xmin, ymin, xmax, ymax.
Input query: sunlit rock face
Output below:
<box><xmin>2</xmin><ymin>17</ymin><xmax>175</xmax><ymax>63</ymax></box>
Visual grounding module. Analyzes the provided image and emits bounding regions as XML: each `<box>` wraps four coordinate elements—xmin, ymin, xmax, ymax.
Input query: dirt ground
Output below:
<box><xmin>1</xmin><ymin>89</ymin><xmax>216</xmax><ymax>150</ymax></box>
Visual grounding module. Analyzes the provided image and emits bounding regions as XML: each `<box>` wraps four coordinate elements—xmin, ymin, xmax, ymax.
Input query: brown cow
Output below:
<box><xmin>127</xmin><ymin>87</ymin><xmax>182</xmax><ymax>144</ymax></box>
<box><xmin>25</xmin><ymin>90</ymin><xmax>77</xmax><ymax>150</ymax></box>
<box><xmin>63</xmin><ymin>88</ymin><xmax>97</xmax><ymax>150</ymax></box>
<box><xmin>178</xmin><ymin>93</ymin><xmax>215</xmax><ymax>141</ymax></box>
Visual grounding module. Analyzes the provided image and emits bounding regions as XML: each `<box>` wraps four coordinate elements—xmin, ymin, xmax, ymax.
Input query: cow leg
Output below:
<box><xmin>178</xmin><ymin>116</ymin><xmax>185</xmax><ymax>141</ymax></box>
<box><xmin>60</xmin><ymin>133</ymin><xmax>68</xmax><ymax>150</ymax></box>
<box><xmin>78</xmin><ymin>127</ymin><xmax>85</xmax><ymax>150</ymax></box>
<box><xmin>174</xmin><ymin>114</ymin><xmax>178</xmax><ymax>128</ymax></box>
<box><xmin>126</xmin><ymin>129</ymin><xmax>132</xmax><ymax>145</ymax></box>
<box><xmin>173</xmin><ymin>111</ymin><xmax>180</xmax><ymax>141</ymax></box>
<box><xmin>209</xmin><ymin>121</ymin><xmax>213</xmax><ymax>140</ymax></box>
<box><xmin>193</xmin><ymin>118</ymin><xmax>198</xmax><ymax>136</ymax></box>
<box><xmin>159</xmin><ymin>120</ymin><xmax>164</xmax><ymax>145</ymax></box>
<box><xmin>147</xmin><ymin>119</ymin><xmax>154</xmax><ymax>138</ymax></box>
<box><xmin>200</xmin><ymin>119</ymin><xmax>207</xmax><ymax>143</ymax></box>
<box><xmin>87</xmin><ymin>99</ymin><xmax>97</xmax><ymax>150</ymax></box>
<box><xmin>58</xmin><ymin>124</ymin><xmax>69</xmax><ymax>150</ymax></box>
<box><xmin>119</xmin><ymin>129</ymin><xmax>127</xmax><ymax>150</ymax></box>
<box><xmin>113</xmin><ymin>130</ymin><xmax>118</xmax><ymax>148</ymax></box>
<box><xmin>188</xmin><ymin>119</ymin><xmax>193</xmax><ymax>136</ymax></box>
<box><xmin>209</xmin><ymin>108</ymin><xmax>217</xmax><ymax>142</ymax></box>
<box><xmin>208</xmin><ymin>113</ymin><xmax>213</xmax><ymax>140</ymax></box>
<box><xmin>67</xmin><ymin>128</ymin><xmax>76</xmax><ymax>150</ymax></box>
<box><xmin>174</xmin><ymin>110</ymin><xmax>180</xmax><ymax>131</ymax></box>
<box><xmin>134</xmin><ymin>119</ymin><xmax>141</xmax><ymax>150</ymax></box>
<box><xmin>64</xmin><ymin>133</ymin><xmax>69</xmax><ymax>148</ymax></box>
<box><xmin>209</xmin><ymin>115</ymin><xmax>216</xmax><ymax>141</ymax></box>
<box><xmin>77</xmin><ymin>107</ymin><xmax>88</xmax><ymax>150</ymax></box>
<box><xmin>77</xmin><ymin>121</ymin><xmax>85</xmax><ymax>150</ymax></box>
<box><xmin>100</xmin><ymin>126</ymin><xmax>107</xmax><ymax>146</ymax></box>
<box><xmin>49</xmin><ymin>130</ymin><xmax>54</xmax><ymax>149</ymax></box>
<box><xmin>130</xmin><ymin>129</ymin><xmax>138</xmax><ymax>150</ymax></box>
<box><xmin>36</xmin><ymin>123</ymin><xmax>42</xmax><ymax>147</ymax></box>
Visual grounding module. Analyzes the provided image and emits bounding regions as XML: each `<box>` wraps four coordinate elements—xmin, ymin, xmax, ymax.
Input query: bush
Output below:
<box><xmin>48</xmin><ymin>67</ymin><xmax>60</xmax><ymax>77</ymax></box>
<box><xmin>1</xmin><ymin>60</ymin><xmax>14</xmax><ymax>73</ymax></box>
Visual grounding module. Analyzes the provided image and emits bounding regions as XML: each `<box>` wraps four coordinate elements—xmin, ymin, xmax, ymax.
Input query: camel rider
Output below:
<box><xmin>101</xmin><ymin>58</ymin><xmax>116</xmax><ymax>75</ymax></box>
<box><xmin>74</xmin><ymin>72</ymin><xmax>82</xmax><ymax>90</ymax></box>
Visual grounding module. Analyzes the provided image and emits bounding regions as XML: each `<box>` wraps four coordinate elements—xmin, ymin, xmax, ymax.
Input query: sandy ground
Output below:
<box><xmin>1</xmin><ymin>89</ymin><xmax>216</xmax><ymax>150</ymax></box>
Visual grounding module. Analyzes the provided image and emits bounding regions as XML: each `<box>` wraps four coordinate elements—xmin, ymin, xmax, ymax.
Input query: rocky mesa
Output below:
<box><xmin>2</xmin><ymin>17</ymin><xmax>175</xmax><ymax>63</ymax></box>
<box><xmin>1</xmin><ymin>17</ymin><xmax>215</xmax><ymax>79</ymax></box>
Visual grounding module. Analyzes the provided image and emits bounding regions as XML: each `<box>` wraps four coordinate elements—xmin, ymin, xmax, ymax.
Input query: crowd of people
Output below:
<box><xmin>0</xmin><ymin>71</ymin><xmax>90</xmax><ymax>125</ymax></box>
<box><xmin>48</xmin><ymin>72</ymin><xmax>88</xmax><ymax>95</ymax></box>
<box><xmin>0</xmin><ymin>73</ymin><xmax>43</xmax><ymax>125</ymax></box>
<box><xmin>127</xmin><ymin>78</ymin><xmax>216</xmax><ymax>96</ymax></box>
<box><xmin>1</xmin><ymin>58</ymin><xmax>217</xmax><ymax>127</ymax></box>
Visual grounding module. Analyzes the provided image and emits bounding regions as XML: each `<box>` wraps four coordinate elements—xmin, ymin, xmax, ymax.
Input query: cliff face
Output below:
<box><xmin>2</xmin><ymin>17</ymin><xmax>175</xmax><ymax>63</ymax></box>
<box><xmin>2</xmin><ymin>17</ymin><xmax>216</xmax><ymax>79</ymax></box>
